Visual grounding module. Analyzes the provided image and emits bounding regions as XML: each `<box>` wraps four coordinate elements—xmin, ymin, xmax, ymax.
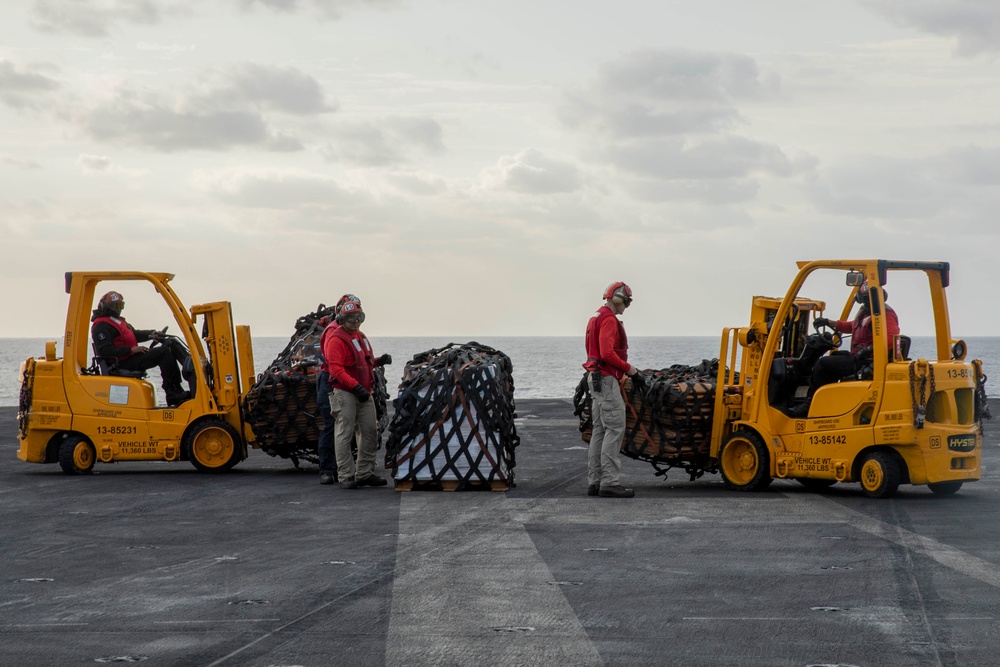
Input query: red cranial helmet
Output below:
<box><xmin>98</xmin><ymin>291</ymin><xmax>125</xmax><ymax>315</ymax></box>
<box><xmin>603</xmin><ymin>281</ymin><xmax>633</xmax><ymax>308</ymax></box>
<box><xmin>334</xmin><ymin>294</ymin><xmax>361</xmax><ymax>316</ymax></box>
<box><xmin>336</xmin><ymin>300</ymin><xmax>365</xmax><ymax>324</ymax></box>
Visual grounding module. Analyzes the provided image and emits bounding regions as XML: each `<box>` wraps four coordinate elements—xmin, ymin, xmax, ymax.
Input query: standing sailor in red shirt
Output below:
<box><xmin>316</xmin><ymin>294</ymin><xmax>361</xmax><ymax>485</ymax></box>
<box><xmin>322</xmin><ymin>300</ymin><xmax>391</xmax><ymax>489</ymax></box>
<box><xmin>583</xmin><ymin>281</ymin><xmax>642</xmax><ymax>498</ymax></box>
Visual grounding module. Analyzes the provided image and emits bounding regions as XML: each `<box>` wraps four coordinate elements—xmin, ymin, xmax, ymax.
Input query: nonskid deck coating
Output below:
<box><xmin>4</xmin><ymin>399</ymin><xmax>1000</xmax><ymax>666</ymax></box>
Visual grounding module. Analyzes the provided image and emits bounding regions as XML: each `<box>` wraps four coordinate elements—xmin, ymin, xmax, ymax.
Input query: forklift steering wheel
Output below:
<box><xmin>149</xmin><ymin>326</ymin><xmax>169</xmax><ymax>349</ymax></box>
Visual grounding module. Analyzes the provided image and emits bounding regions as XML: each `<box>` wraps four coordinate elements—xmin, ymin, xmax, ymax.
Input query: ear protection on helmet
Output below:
<box><xmin>336</xmin><ymin>301</ymin><xmax>365</xmax><ymax>324</ymax></box>
<box><xmin>603</xmin><ymin>281</ymin><xmax>633</xmax><ymax>308</ymax></box>
<box><xmin>855</xmin><ymin>281</ymin><xmax>869</xmax><ymax>305</ymax></box>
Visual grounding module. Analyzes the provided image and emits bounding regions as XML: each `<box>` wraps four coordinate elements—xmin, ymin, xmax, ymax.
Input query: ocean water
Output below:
<box><xmin>3</xmin><ymin>336</ymin><xmax>999</xmax><ymax>407</ymax></box>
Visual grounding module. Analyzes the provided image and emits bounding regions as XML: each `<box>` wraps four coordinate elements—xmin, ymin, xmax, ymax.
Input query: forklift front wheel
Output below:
<box><xmin>184</xmin><ymin>421</ymin><xmax>242</xmax><ymax>473</ymax></box>
<box><xmin>859</xmin><ymin>451</ymin><xmax>901</xmax><ymax>499</ymax></box>
<box><xmin>59</xmin><ymin>435</ymin><xmax>96</xmax><ymax>475</ymax></box>
<box><xmin>720</xmin><ymin>431</ymin><xmax>772</xmax><ymax>491</ymax></box>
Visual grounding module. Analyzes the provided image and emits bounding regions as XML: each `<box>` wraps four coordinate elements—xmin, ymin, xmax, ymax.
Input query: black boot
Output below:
<box><xmin>165</xmin><ymin>385</ymin><xmax>191</xmax><ymax>407</ymax></box>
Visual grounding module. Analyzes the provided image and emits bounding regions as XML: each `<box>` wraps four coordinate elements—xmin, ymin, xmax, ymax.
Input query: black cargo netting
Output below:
<box><xmin>385</xmin><ymin>342</ymin><xmax>519</xmax><ymax>489</ymax></box>
<box><xmin>573</xmin><ymin>360</ymin><xmax>729</xmax><ymax>481</ymax></box>
<box><xmin>242</xmin><ymin>304</ymin><xmax>388</xmax><ymax>466</ymax></box>
<box><xmin>17</xmin><ymin>359</ymin><xmax>34</xmax><ymax>441</ymax></box>
<box><xmin>975</xmin><ymin>360</ymin><xmax>991</xmax><ymax>428</ymax></box>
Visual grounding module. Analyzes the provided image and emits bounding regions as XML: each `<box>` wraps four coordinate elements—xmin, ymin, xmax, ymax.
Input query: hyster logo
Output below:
<box><xmin>947</xmin><ymin>435</ymin><xmax>976</xmax><ymax>452</ymax></box>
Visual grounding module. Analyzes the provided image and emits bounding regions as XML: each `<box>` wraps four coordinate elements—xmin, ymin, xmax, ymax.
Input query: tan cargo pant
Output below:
<box><xmin>587</xmin><ymin>373</ymin><xmax>624</xmax><ymax>487</ymax></box>
<box><xmin>330</xmin><ymin>388</ymin><xmax>378</xmax><ymax>481</ymax></box>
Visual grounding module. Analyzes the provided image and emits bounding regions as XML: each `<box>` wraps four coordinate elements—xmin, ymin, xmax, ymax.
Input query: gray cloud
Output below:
<box><xmin>192</xmin><ymin>63</ymin><xmax>337</xmax><ymax>115</ymax></box>
<box><xmin>561</xmin><ymin>49</ymin><xmax>811</xmax><ymax>208</ymax></box>
<box><xmin>29</xmin><ymin>0</ymin><xmax>181</xmax><ymax>37</ymax></box>
<box><xmin>810</xmin><ymin>145</ymin><xmax>1000</xmax><ymax>222</ymax></box>
<box><xmin>320</xmin><ymin>116</ymin><xmax>444</xmax><ymax>166</ymax></box>
<box><xmin>79</xmin><ymin>92</ymin><xmax>288</xmax><ymax>152</ymax></box>
<box><xmin>484</xmin><ymin>148</ymin><xmax>583</xmax><ymax>195</ymax></box>
<box><xmin>196</xmin><ymin>168</ymin><xmax>370</xmax><ymax>209</ymax></box>
<box><xmin>1</xmin><ymin>154</ymin><xmax>43</xmax><ymax>170</ymax></box>
<box><xmin>237</xmin><ymin>0</ymin><xmax>403</xmax><ymax>20</ymax></box>
<box><xmin>76</xmin><ymin>153</ymin><xmax>147</xmax><ymax>176</ymax></box>
<box><xmin>68</xmin><ymin>63</ymin><xmax>336</xmax><ymax>152</ymax></box>
<box><xmin>0</xmin><ymin>59</ymin><xmax>60</xmax><ymax>110</ymax></box>
<box><xmin>862</xmin><ymin>0</ymin><xmax>1000</xmax><ymax>56</ymax></box>
<box><xmin>77</xmin><ymin>154</ymin><xmax>113</xmax><ymax>172</ymax></box>
<box><xmin>603</xmin><ymin>136</ymin><xmax>807</xmax><ymax>181</ymax></box>
<box><xmin>560</xmin><ymin>49</ymin><xmax>779</xmax><ymax>139</ymax></box>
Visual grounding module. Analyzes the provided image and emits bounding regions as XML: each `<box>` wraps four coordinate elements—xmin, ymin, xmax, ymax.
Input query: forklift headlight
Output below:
<box><xmin>952</xmin><ymin>340</ymin><xmax>967</xmax><ymax>360</ymax></box>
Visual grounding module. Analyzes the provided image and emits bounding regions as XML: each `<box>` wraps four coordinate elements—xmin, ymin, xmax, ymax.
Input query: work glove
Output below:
<box><xmin>631</xmin><ymin>372</ymin><xmax>647</xmax><ymax>391</ymax></box>
<box><xmin>352</xmin><ymin>383</ymin><xmax>371</xmax><ymax>403</ymax></box>
<box><xmin>376</xmin><ymin>353</ymin><xmax>392</xmax><ymax>367</ymax></box>
<box><xmin>813</xmin><ymin>317</ymin><xmax>830</xmax><ymax>330</ymax></box>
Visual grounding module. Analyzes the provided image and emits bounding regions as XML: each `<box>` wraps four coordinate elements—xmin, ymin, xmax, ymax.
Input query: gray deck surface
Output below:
<box><xmin>3</xmin><ymin>399</ymin><xmax>1000</xmax><ymax>667</ymax></box>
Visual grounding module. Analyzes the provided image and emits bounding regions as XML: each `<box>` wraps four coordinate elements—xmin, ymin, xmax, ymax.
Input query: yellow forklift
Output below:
<box><xmin>17</xmin><ymin>271</ymin><xmax>257</xmax><ymax>474</ymax></box>
<box><xmin>712</xmin><ymin>260</ymin><xmax>987</xmax><ymax>498</ymax></box>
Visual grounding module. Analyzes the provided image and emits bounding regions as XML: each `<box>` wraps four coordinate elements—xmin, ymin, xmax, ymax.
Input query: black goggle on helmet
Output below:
<box><xmin>336</xmin><ymin>301</ymin><xmax>365</xmax><ymax>324</ymax></box>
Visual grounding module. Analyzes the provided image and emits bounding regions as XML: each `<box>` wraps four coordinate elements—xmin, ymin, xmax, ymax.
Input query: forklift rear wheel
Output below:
<box><xmin>720</xmin><ymin>431</ymin><xmax>772</xmax><ymax>491</ymax></box>
<box><xmin>928</xmin><ymin>481</ymin><xmax>963</xmax><ymax>496</ymax></box>
<box><xmin>59</xmin><ymin>435</ymin><xmax>96</xmax><ymax>475</ymax></box>
<box><xmin>859</xmin><ymin>451</ymin><xmax>901</xmax><ymax>499</ymax></box>
<box><xmin>184</xmin><ymin>421</ymin><xmax>242</xmax><ymax>472</ymax></box>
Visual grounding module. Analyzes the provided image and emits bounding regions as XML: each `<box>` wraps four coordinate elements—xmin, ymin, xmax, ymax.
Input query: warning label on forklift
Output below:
<box><xmin>794</xmin><ymin>456</ymin><xmax>832</xmax><ymax>472</ymax></box>
<box><xmin>121</xmin><ymin>442</ymin><xmax>157</xmax><ymax>455</ymax></box>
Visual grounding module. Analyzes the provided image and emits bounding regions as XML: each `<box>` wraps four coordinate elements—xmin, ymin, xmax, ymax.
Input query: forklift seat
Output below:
<box><xmin>894</xmin><ymin>334</ymin><xmax>912</xmax><ymax>362</ymax></box>
<box><xmin>90</xmin><ymin>342</ymin><xmax>146</xmax><ymax>379</ymax></box>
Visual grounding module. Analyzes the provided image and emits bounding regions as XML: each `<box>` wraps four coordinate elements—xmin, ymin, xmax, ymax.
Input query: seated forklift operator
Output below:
<box><xmin>809</xmin><ymin>282</ymin><xmax>899</xmax><ymax>397</ymax></box>
<box><xmin>91</xmin><ymin>290</ymin><xmax>191</xmax><ymax>407</ymax></box>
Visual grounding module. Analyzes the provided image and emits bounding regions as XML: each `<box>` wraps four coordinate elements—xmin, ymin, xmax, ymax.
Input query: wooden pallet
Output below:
<box><xmin>393</xmin><ymin>478</ymin><xmax>510</xmax><ymax>492</ymax></box>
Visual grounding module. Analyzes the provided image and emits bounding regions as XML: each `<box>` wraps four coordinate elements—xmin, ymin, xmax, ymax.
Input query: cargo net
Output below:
<box><xmin>242</xmin><ymin>304</ymin><xmax>388</xmax><ymax>467</ymax></box>
<box><xmin>573</xmin><ymin>360</ymin><xmax>725</xmax><ymax>481</ymax></box>
<box><xmin>385</xmin><ymin>342</ymin><xmax>519</xmax><ymax>489</ymax></box>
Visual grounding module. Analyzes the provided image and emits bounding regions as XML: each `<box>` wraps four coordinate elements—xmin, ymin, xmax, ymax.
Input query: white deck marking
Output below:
<box><xmin>386</xmin><ymin>494</ymin><xmax>604</xmax><ymax>666</ymax></box>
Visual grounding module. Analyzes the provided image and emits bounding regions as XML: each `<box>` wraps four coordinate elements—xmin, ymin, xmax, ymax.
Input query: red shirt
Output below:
<box><xmin>319</xmin><ymin>322</ymin><xmax>340</xmax><ymax>374</ymax></box>
<box><xmin>583</xmin><ymin>305</ymin><xmax>630</xmax><ymax>379</ymax></box>
<box><xmin>831</xmin><ymin>305</ymin><xmax>899</xmax><ymax>355</ymax></box>
<box><xmin>323</xmin><ymin>326</ymin><xmax>375</xmax><ymax>391</ymax></box>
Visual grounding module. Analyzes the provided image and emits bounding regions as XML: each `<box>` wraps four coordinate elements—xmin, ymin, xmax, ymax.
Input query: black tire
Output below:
<box><xmin>798</xmin><ymin>478</ymin><xmax>837</xmax><ymax>491</ymax></box>
<box><xmin>858</xmin><ymin>451</ymin><xmax>902</xmax><ymax>499</ymax></box>
<box><xmin>183</xmin><ymin>420</ymin><xmax>243</xmax><ymax>472</ymax></box>
<box><xmin>928</xmin><ymin>481</ymin><xmax>963</xmax><ymax>496</ymax></box>
<box><xmin>719</xmin><ymin>431</ymin><xmax>771</xmax><ymax>491</ymax></box>
<box><xmin>58</xmin><ymin>434</ymin><xmax>96</xmax><ymax>475</ymax></box>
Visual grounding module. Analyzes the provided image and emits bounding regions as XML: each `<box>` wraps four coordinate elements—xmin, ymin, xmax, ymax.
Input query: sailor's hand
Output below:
<box><xmin>631</xmin><ymin>373</ymin><xmax>647</xmax><ymax>390</ymax></box>
<box><xmin>352</xmin><ymin>384</ymin><xmax>371</xmax><ymax>403</ymax></box>
<box><xmin>131</xmin><ymin>345</ymin><xmax>147</xmax><ymax>354</ymax></box>
<box><xmin>626</xmin><ymin>365</ymin><xmax>638</xmax><ymax>376</ymax></box>
<box><xmin>813</xmin><ymin>317</ymin><xmax>830</xmax><ymax>330</ymax></box>
<box><xmin>376</xmin><ymin>353</ymin><xmax>392</xmax><ymax>367</ymax></box>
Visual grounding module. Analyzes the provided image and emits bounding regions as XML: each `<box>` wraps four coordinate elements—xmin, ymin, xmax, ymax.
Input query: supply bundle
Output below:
<box><xmin>385</xmin><ymin>342</ymin><xmax>519</xmax><ymax>490</ymax></box>
<box><xmin>242</xmin><ymin>304</ymin><xmax>388</xmax><ymax>467</ymax></box>
<box><xmin>573</xmin><ymin>360</ymin><xmax>724</xmax><ymax>480</ymax></box>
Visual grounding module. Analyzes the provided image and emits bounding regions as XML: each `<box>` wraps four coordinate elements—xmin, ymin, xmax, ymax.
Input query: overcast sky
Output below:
<box><xmin>2</xmin><ymin>0</ymin><xmax>999</xmax><ymax>338</ymax></box>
